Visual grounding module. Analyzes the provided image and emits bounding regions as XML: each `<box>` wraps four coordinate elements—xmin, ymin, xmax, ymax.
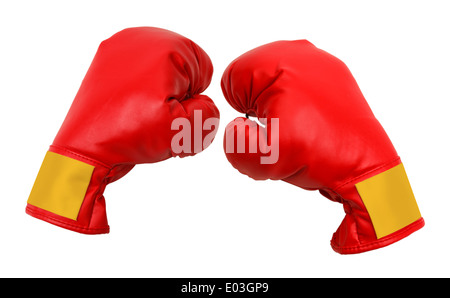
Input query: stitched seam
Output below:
<box><xmin>331</xmin><ymin>217</ymin><xmax>424</xmax><ymax>253</ymax></box>
<box><xmin>50</xmin><ymin>144</ymin><xmax>112</xmax><ymax>169</ymax></box>
<box><xmin>26</xmin><ymin>205</ymin><xmax>109</xmax><ymax>232</ymax></box>
<box><xmin>334</xmin><ymin>156</ymin><xmax>400</xmax><ymax>191</ymax></box>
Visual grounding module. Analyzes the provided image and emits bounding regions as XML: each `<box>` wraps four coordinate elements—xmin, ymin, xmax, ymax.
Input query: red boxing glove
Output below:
<box><xmin>26</xmin><ymin>27</ymin><xmax>219</xmax><ymax>234</ymax></box>
<box><xmin>222</xmin><ymin>40</ymin><xmax>424</xmax><ymax>254</ymax></box>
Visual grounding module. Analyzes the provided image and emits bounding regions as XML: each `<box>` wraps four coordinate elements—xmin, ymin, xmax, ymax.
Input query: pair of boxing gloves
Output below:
<box><xmin>26</xmin><ymin>27</ymin><xmax>424</xmax><ymax>254</ymax></box>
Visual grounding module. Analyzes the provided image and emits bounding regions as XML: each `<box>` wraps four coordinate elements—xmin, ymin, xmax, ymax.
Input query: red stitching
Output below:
<box><xmin>26</xmin><ymin>206</ymin><xmax>109</xmax><ymax>234</ymax></box>
<box><xmin>50</xmin><ymin>144</ymin><xmax>112</xmax><ymax>169</ymax></box>
<box><xmin>331</xmin><ymin>217</ymin><xmax>424</xmax><ymax>254</ymax></box>
<box><xmin>334</xmin><ymin>156</ymin><xmax>401</xmax><ymax>191</ymax></box>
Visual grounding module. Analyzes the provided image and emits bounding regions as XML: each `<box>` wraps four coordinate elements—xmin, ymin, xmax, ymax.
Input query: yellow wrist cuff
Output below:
<box><xmin>355</xmin><ymin>163</ymin><xmax>422</xmax><ymax>239</ymax></box>
<box><xmin>27</xmin><ymin>151</ymin><xmax>95</xmax><ymax>221</ymax></box>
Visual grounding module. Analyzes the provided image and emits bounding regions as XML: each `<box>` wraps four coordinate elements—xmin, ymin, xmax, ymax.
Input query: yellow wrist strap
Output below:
<box><xmin>355</xmin><ymin>163</ymin><xmax>422</xmax><ymax>239</ymax></box>
<box><xmin>27</xmin><ymin>151</ymin><xmax>95</xmax><ymax>221</ymax></box>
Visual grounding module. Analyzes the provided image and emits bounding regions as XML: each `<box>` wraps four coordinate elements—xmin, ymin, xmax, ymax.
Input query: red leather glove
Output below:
<box><xmin>26</xmin><ymin>27</ymin><xmax>219</xmax><ymax>234</ymax></box>
<box><xmin>222</xmin><ymin>40</ymin><xmax>424</xmax><ymax>254</ymax></box>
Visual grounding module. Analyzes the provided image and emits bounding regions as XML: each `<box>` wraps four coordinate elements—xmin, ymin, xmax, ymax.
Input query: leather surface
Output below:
<box><xmin>221</xmin><ymin>40</ymin><xmax>423</xmax><ymax>253</ymax></box>
<box><xmin>55</xmin><ymin>27</ymin><xmax>219</xmax><ymax>167</ymax></box>
<box><xmin>27</xmin><ymin>27</ymin><xmax>219</xmax><ymax>234</ymax></box>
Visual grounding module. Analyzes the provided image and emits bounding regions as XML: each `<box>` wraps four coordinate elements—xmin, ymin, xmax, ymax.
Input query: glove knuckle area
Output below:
<box><xmin>223</xmin><ymin>117</ymin><xmax>297</xmax><ymax>180</ymax></box>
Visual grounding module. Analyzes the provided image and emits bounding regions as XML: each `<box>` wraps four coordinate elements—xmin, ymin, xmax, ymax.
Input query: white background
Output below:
<box><xmin>1</xmin><ymin>0</ymin><xmax>449</xmax><ymax>278</ymax></box>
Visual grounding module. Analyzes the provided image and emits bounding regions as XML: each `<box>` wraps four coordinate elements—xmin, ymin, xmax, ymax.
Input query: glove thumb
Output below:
<box><xmin>223</xmin><ymin>116</ymin><xmax>281</xmax><ymax>180</ymax></box>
